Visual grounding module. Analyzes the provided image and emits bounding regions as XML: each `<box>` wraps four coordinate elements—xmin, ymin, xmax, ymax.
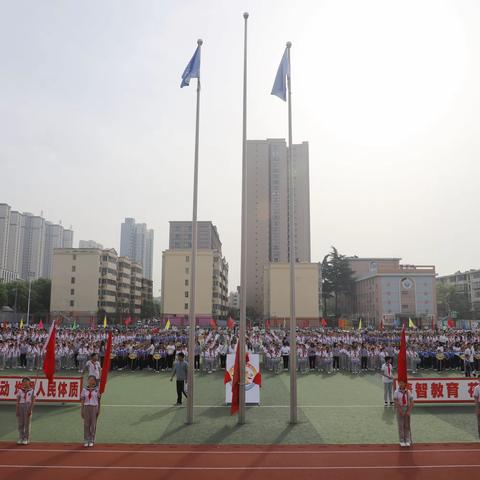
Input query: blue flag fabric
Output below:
<box><xmin>271</xmin><ymin>48</ymin><xmax>289</xmax><ymax>101</ymax></box>
<box><xmin>181</xmin><ymin>45</ymin><xmax>201</xmax><ymax>88</ymax></box>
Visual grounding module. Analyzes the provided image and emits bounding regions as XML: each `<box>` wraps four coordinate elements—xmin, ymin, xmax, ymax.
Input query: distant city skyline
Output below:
<box><xmin>2</xmin><ymin>0</ymin><xmax>479</xmax><ymax>292</ymax></box>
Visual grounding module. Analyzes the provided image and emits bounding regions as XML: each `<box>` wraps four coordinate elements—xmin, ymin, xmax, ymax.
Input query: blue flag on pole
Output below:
<box><xmin>181</xmin><ymin>45</ymin><xmax>201</xmax><ymax>88</ymax></box>
<box><xmin>271</xmin><ymin>47</ymin><xmax>289</xmax><ymax>101</ymax></box>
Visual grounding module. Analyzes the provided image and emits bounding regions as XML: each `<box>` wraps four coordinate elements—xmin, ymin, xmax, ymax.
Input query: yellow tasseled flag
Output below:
<box><xmin>19</xmin><ymin>318</ymin><xmax>24</xmax><ymax>329</ymax></box>
<box><xmin>358</xmin><ymin>318</ymin><xmax>362</xmax><ymax>330</ymax></box>
<box><xmin>103</xmin><ymin>315</ymin><xmax>107</xmax><ymax>328</ymax></box>
<box><xmin>165</xmin><ymin>319</ymin><xmax>171</xmax><ymax>330</ymax></box>
<box><xmin>408</xmin><ymin>318</ymin><xmax>416</xmax><ymax>329</ymax></box>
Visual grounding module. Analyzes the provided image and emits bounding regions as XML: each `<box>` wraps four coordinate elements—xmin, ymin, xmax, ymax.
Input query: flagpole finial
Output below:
<box><xmin>286</xmin><ymin>41</ymin><xmax>292</xmax><ymax>48</ymax></box>
<box><xmin>243</xmin><ymin>12</ymin><xmax>249</xmax><ymax>19</ymax></box>
<box><xmin>197</xmin><ymin>39</ymin><xmax>203</xmax><ymax>46</ymax></box>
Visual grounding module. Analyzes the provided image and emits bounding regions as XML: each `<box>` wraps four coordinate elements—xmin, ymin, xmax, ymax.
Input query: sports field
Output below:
<box><xmin>0</xmin><ymin>369</ymin><xmax>478</xmax><ymax>445</ymax></box>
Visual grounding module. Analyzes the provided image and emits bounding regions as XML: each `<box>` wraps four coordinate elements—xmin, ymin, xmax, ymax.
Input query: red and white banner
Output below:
<box><xmin>0</xmin><ymin>376</ymin><xmax>83</xmax><ymax>403</ymax></box>
<box><xmin>394</xmin><ymin>377</ymin><xmax>479</xmax><ymax>404</ymax></box>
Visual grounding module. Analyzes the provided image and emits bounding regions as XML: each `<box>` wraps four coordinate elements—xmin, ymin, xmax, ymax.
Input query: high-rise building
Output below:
<box><xmin>120</xmin><ymin>218</ymin><xmax>154</xmax><ymax>280</ymax></box>
<box><xmin>169</xmin><ymin>221</ymin><xmax>221</xmax><ymax>251</ymax></box>
<box><xmin>0</xmin><ymin>203</ymin><xmax>74</xmax><ymax>282</ymax></box>
<box><xmin>21</xmin><ymin>213</ymin><xmax>46</xmax><ymax>281</ymax></box>
<box><xmin>0</xmin><ymin>204</ymin><xmax>10</xmax><ymax>280</ymax></box>
<box><xmin>43</xmin><ymin>222</ymin><xmax>65</xmax><ymax>279</ymax></box>
<box><xmin>6</xmin><ymin>211</ymin><xmax>24</xmax><ymax>278</ymax></box>
<box><xmin>79</xmin><ymin>240</ymin><xmax>103</xmax><ymax>249</ymax></box>
<box><xmin>245</xmin><ymin>139</ymin><xmax>311</xmax><ymax>315</ymax></box>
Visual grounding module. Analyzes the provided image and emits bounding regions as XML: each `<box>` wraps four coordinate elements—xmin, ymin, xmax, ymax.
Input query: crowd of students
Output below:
<box><xmin>5</xmin><ymin>322</ymin><xmax>480</xmax><ymax>449</ymax></box>
<box><xmin>0</xmin><ymin>323</ymin><xmax>479</xmax><ymax>377</ymax></box>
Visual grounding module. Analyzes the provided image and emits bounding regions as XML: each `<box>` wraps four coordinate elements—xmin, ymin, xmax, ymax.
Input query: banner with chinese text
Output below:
<box><xmin>0</xmin><ymin>376</ymin><xmax>83</xmax><ymax>403</ymax></box>
<box><xmin>394</xmin><ymin>377</ymin><xmax>479</xmax><ymax>403</ymax></box>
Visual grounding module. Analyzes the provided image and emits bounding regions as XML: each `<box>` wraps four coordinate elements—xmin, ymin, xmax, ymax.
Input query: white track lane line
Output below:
<box><xmin>0</xmin><ymin>448</ymin><xmax>478</xmax><ymax>455</ymax></box>
<box><xmin>0</xmin><ymin>464</ymin><xmax>480</xmax><ymax>471</ymax></box>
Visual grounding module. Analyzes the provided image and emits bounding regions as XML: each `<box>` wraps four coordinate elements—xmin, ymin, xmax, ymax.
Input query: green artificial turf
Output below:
<box><xmin>0</xmin><ymin>369</ymin><xmax>477</xmax><ymax>444</ymax></box>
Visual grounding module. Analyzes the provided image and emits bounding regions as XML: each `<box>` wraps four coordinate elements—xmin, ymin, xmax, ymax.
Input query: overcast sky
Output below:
<box><xmin>2</xmin><ymin>0</ymin><xmax>479</xmax><ymax>293</ymax></box>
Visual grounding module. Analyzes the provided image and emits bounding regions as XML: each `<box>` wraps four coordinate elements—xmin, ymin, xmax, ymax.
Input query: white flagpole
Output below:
<box><xmin>186</xmin><ymin>39</ymin><xmax>203</xmax><ymax>425</ymax></box>
<box><xmin>239</xmin><ymin>12</ymin><xmax>249</xmax><ymax>425</ymax></box>
<box><xmin>286</xmin><ymin>41</ymin><xmax>297</xmax><ymax>424</ymax></box>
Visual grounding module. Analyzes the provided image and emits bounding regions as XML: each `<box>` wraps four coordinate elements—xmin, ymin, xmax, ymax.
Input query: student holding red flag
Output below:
<box><xmin>99</xmin><ymin>330</ymin><xmax>113</xmax><ymax>395</ymax></box>
<box><xmin>394</xmin><ymin>326</ymin><xmax>414</xmax><ymax>447</ymax></box>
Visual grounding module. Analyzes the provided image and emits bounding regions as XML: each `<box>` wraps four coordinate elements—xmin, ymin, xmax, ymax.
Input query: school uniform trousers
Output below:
<box><xmin>17</xmin><ymin>402</ymin><xmax>32</xmax><ymax>442</ymax></box>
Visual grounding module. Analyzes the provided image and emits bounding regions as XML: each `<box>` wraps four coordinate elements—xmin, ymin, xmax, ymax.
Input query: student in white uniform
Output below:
<box><xmin>16</xmin><ymin>377</ymin><xmax>35</xmax><ymax>445</ymax></box>
<box><xmin>394</xmin><ymin>380</ymin><xmax>414</xmax><ymax>447</ymax></box>
<box><xmin>80</xmin><ymin>375</ymin><xmax>101</xmax><ymax>447</ymax></box>
<box><xmin>83</xmin><ymin>353</ymin><xmax>101</xmax><ymax>381</ymax></box>
<box><xmin>381</xmin><ymin>357</ymin><xmax>394</xmax><ymax>406</ymax></box>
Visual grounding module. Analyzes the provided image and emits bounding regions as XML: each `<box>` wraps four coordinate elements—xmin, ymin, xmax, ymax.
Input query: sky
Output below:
<box><xmin>1</xmin><ymin>0</ymin><xmax>479</xmax><ymax>295</ymax></box>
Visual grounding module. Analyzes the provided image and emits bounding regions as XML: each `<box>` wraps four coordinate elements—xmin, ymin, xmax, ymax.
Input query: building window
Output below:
<box><xmin>70</xmin><ymin>289</ymin><xmax>74</xmax><ymax>295</ymax></box>
<box><xmin>72</xmin><ymin>266</ymin><xmax>76</xmax><ymax>272</ymax></box>
<box><xmin>184</xmin><ymin>303</ymin><xmax>188</xmax><ymax>310</ymax></box>
<box><xmin>186</xmin><ymin>256</ymin><xmax>190</xmax><ymax>262</ymax></box>
<box><xmin>185</xmin><ymin>291</ymin><xmax>189</xmax><ymax>298</ymax></box>
<box><xmin>185</xmin><ymin>268</ymin><xmax>189</xmax><ymax>274</ymax></box>
<box><xmin>72</xmin><ymin>254</ymin><xmax>76</xmax><ymax>261</ymax></box>
<box><xmin>69</xmin><ymin>300</ymin><xmax>74</xmax><ymax>307</ymax></box>
<box><xmin>71</xmin><ymin>277</ymin><xmax>75</xmax><ymax>284</ymax></box>
<box><xmin>185</xmin><ymin>279</ymin><xmax>189</xmax><ymax>286</ymax></box>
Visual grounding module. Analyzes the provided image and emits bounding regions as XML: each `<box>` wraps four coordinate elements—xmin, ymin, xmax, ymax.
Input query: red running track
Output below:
<box><xmin>0</xmin><ymin>442</ymin><xmax>479</xmax><ymax>480</ymax></box>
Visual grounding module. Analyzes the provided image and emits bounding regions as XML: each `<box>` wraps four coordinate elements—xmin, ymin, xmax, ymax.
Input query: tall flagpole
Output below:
<box><xmin>186</xmin><ymin>38</ymin><xmax>203</xmax><ymax>425</ymax></box>
<box><xmin>286</xmin><ymin>41</ymin><xmax>297</xmax><ymax>424</ymax></box>
<box><xmin>238</xmin><ymin>12</ymin><xmax>249</xmax><ymax>425</ymax></box>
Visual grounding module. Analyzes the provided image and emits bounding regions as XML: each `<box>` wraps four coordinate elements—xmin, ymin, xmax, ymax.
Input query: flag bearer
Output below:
<box><xmin>16</xmin><ymin>377</ymin><xmax>35</xmax><ymax>445</ymax></box>
<box><xmin>394</xmin><ymin>380</ymin><xmax>414</xmax><ymax>447</ymax></box>
<box><xmin>80</xmin><ymin>375</ymin><xmax>101</xmax><ymax>448</ymax></box>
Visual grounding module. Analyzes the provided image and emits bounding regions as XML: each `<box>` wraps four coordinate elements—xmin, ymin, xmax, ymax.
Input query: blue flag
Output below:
<box><xmin>181</xmin><ymin>45</ymin><xmax>201</xmax><ymax>88</ymax></box>
<box><xmin>271</xmin><ymin>48</ymin><xmax>289</xmax><ymax>101</ymax></box>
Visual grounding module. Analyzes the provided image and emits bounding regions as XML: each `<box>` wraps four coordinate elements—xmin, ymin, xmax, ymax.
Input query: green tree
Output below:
<box><xmin>321</xmin><ymin>247</ymin><xmax>356</xmax><ymax>318</ymax></box>
<box><xmin>436</xmin><ymin>283</ymin><xmax>472</xmax><ymax>319</ymax></box>
<box><xmin>30</xmin><ymin>279</ymin><xmax>51</xmax><ymax>316</ymax></box>
<box><xmin>0</xmin><ymin>283</ymin><xmax>7</xmax><ymax>309</ymax></box>
<box><xmin>141</xmin><ymin>300</ymin><xmax>160</xmax><ymax>319</ymax></box>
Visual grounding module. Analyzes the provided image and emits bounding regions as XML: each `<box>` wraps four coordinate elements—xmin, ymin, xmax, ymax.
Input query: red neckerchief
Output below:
<box><xmin>387</xmin><ymin>364</ymin><xmax>391</xmax><ymax>376</ymax></box>
<box><xmin>88</xmin><ymin>387</ymin><xmax>94</xmax><ymax>401</ymax></box>
<box><xmin>402</xmin><ymin>390</ymin><xmax>407</xmax><ymax>405</ymax></box>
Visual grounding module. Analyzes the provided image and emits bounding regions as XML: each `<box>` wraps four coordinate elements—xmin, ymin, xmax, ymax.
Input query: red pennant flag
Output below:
<box><xmin>38</xmin><ymin>319</ymin><xmax>44</xmax><ymax>330</ymax></box>
<box><xmin>99</xmin><ymin>330</ymin><xmax>113</xmax><ymax>394</ymax></box>
<box><xmin>210</xmin><ymin>318</ymin><xmax>217</xmax><ymax>329</ymax></box>
<box><xmin>42</xmin><ymin>322</ymin><xmax>56</xmax><ymax>384</ymax></box>
<box><xmin>230</xmin><ymin>345</ymin><xmax>241</xmax><ymax>415</ymax></box>
<box><xmin>253</xmin><ymin>372</ymin><xmax>262</xmax><ymax>386</ymax></box>
<box><xmin>265</xmin><ymin>319</ymin><xmax>270</xmax><ymax>330</ymax></box>
<box><xmin>397</xmin><ymin>326</ymin><xmax>408</xmax><ymax>384</ymax></box>
<box><xmin>224</xmin><ymin>370</ymin><xmax>232</xmax><ymax>384</ymax></box>
<box><xmin>321</xmin><ymin>318</ymin><xmax>327</xmax><ymax>328</ymax></box>
<box><xmin>447</xmin><ymin>318</ymin><xmax>454</xmax><ymax>329</ymax></box>
<box><xmin>227</xmin><ymin>317</ymin><xmax>235</xmax><ymax>329</ymax></box>
<box><xmin>124</xmin><ymin>316</ymin><xmax>132</xmax><ymax>327</ymax></box>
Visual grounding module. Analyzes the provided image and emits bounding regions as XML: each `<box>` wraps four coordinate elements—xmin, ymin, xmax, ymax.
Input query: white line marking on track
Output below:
<box><xmin>101</xmin><ymin>404</ymin><xmax>470</xmax><ymax>408</ymax></box>
<box><xmin>0</xmin><ymin>448</ymin><xmax>478</xmax><ymax>455</ymax></box>
<box><xmin>0</xmin><ymin>464</ymin><xmax>479</xmax><ymax>471</ymax></box>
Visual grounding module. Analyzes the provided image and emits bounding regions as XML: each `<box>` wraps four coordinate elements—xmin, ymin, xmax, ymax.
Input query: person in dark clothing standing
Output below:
<box><xmin>170</xmin><ymin>352</ymin><xmax>188</xmax><ymax>405</ymax></box>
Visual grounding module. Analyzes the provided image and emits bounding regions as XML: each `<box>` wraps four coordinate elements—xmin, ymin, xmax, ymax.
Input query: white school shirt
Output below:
<box><xmin>394</xmin><ymin>388</ymin><xmax>413</xmax><ymax>406</ymax></box>
<box><xmin>281</xmin><ymin>346</ymin><xmax>290</xmax><ymax>356</ymax></box>
<box><xmin>81</xmin><ymin>387</ymin><xmax>101</xmax><ymax>406</ymax></box>
<box><xmin>85</xmin><ymin>360</ymin><xmax>101</xmax><ymax>379</ymax></box>
<box><xmin>381</xmin><ymin>363</ymin><xmax>393</xmax><ymax>383</ymax></box>
<box><xmin>17</xmin><ymin>388</ymin><xmax>34</xmax><ymax>404</ymax></box>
